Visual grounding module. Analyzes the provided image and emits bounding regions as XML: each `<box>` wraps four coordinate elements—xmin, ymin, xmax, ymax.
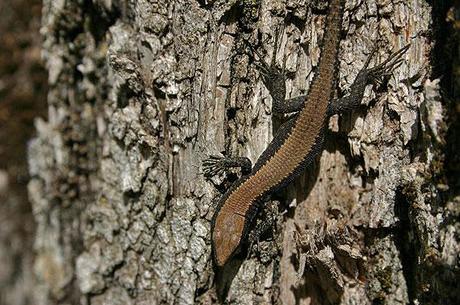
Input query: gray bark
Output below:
<box><xmin>28</xmin><ymin>0</ymin><xmax>459</xmax><ymax>305</ymax></box>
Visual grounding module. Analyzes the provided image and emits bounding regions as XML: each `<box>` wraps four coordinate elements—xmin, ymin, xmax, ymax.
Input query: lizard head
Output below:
<box><xmin>212</xmin><ymin>210</ymin><xmax>246</xmax><ymax>267</ymax></box>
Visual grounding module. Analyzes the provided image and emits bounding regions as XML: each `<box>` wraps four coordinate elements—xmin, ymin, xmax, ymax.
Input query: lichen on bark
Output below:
<box><xmin>27</xmin><ymin>0</ymin><xmax>459</xmax><ymax>305</ymax></box>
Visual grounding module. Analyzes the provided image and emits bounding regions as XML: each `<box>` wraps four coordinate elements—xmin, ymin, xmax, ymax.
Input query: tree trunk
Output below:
<box><xmin>28</xmin><ymin>0</ymin><xmax>459</xmax><ymax>305</ymax></box>
<box><xmin>0</xmin><ymin>0</ymin><xmax>47</xmax><ymax>304</ymax></box>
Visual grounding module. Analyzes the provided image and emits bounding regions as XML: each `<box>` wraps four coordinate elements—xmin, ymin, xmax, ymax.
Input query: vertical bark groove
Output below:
<box><xmin>24</xmin><ymin>0</ymin><xmax>459</xmax><ymax>304</ymax></box>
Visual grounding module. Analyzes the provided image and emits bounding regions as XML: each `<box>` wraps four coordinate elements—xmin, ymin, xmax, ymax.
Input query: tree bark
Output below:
<box><xmin>0</xmin><ymin>0</ymin><xmax>46</xmax><ymax>304</ymax></box>
<box><xmin>28</xmin><ymin>0</ymin><xmax>459</xmax><ymax>305</ymax></box>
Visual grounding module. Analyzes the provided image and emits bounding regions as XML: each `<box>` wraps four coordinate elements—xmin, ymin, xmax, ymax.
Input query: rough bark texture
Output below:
<box><xmin>27</xmin><ymin>0</ymin><xmax>459</xmax><ymax>305</ymax></box>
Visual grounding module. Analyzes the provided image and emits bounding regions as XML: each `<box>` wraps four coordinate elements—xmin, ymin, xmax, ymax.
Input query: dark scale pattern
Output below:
<box><xmin>211</xmin><ymin>0</ymin><xmax>411</xmax><ymax>267</ymax></box>
<box><xmin>211</xmin><ymin>0</ymin><xmax>345</xmax><ymax>267</ymax></box>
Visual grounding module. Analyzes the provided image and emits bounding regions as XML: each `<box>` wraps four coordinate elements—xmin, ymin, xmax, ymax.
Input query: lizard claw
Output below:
<box><xmin>243</xmin><ymin>26</ymin><xmax>287</xmax><ymax>91</ymax></box>
<box><xmin>247</xmin><ymin>45</ymin><xmax>283</xmax><ymax>83</ymax></box>
<box><xmin>247</xmin><ymin>202</ymin><xmax>278</xmax><ymax>262</ymax></box>
<box><xmin>367</xmin><ymin>43</ymin><xmax>411</xmax><ymax>82</ymax></box>
<box><xmin>202</xmin><ymin>155</ymin><xmax>227</xmax><ymax>178</ymax></box>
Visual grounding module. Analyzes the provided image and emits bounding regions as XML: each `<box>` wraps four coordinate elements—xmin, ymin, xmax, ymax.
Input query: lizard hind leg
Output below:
<box><xmin>367</xmin><ymin>43</ymin><xmax>410</xmax><ymax>84</ymax></box>
<box><xmin>328</xmin><ymin>43</ymin><xmax>410</xmax><ymax>115</ymax></box>
<box><xmin>245</xmin><ymin>25</ymin><xmax>293</xmax><ymax>110</ymax></box>
<box><xmin>245</xmin><ymin>26</ymin><xmax>309</xmax><ymax>115</ymax></box>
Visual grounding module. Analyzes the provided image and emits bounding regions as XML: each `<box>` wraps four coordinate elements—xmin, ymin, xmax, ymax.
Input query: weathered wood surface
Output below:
<box><xmin>28</xmin><ymin>0</ymin><xmax>459</xmax><ymax>304</ymax></box>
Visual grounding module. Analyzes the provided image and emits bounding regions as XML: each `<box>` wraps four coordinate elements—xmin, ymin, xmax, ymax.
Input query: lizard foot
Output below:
<box><xmin>363</xmin><ymin>43</ymin><xmax>411</xmax><ymax>84</ymax></box>
<box><xmin>247</xmin><ymin>201</ymin><xmax>279</xmax><ymax>264</ymax></box>
<box><xmin>202</xmin><ymin>155</ymin><xmax>252</xmax><ymax>178</ymax></box>
<box><xmin>202</xmin><ymin>155</ymin><xmax>228</xmax><ymax>178</ymax></box>
<box><xmin>243</xmin><ymin>26</ymin><xmax>289</xmax><ymax>104</ymax></box>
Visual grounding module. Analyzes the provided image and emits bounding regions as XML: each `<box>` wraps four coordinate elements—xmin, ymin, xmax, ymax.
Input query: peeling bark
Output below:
<box><xmin>28</xmin><ymin>0</ymin><xmax>459</xmax><ymax>305</ymax></box>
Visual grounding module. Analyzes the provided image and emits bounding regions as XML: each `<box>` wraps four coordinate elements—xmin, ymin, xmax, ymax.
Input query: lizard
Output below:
<box><xmin>203</xmin><ymin>0</ymin><xmax>410</xmax><ymax>267</ymax></box>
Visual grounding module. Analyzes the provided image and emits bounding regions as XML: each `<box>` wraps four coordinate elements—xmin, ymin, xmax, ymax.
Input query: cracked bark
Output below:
<box><xmin>28</xmin><ymin>0</ymin><xmax>459</xmax><ymax>305</ymax></box>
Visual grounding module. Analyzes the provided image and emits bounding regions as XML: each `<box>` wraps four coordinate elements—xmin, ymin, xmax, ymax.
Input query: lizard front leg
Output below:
<box><xmin>247</xmin><ymin>200</ymin><xmax>280</xmax><ymax>263</ymax></box>
<box><xmin>328</xmin><ymin>44</ymin><xmax>410</xmax><ymax>115</ymax></box>
<box><xmin>202</xmin><ymin>155</ymin><xmax>252</xmax><ymax>178</ymax></box>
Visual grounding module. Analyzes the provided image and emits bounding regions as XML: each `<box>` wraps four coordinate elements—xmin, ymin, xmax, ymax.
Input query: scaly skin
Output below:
<box><xmin>206</xmin><ymin>0</ymin><xmax>409</xmax><ymax>267</ymax></box>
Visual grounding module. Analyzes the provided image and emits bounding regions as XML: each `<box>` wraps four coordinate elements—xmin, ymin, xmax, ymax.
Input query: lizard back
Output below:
<box><xmin>212</xmin><ymin>0</ymin><xmax>344</xmax><ymax>267</ymax></box>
